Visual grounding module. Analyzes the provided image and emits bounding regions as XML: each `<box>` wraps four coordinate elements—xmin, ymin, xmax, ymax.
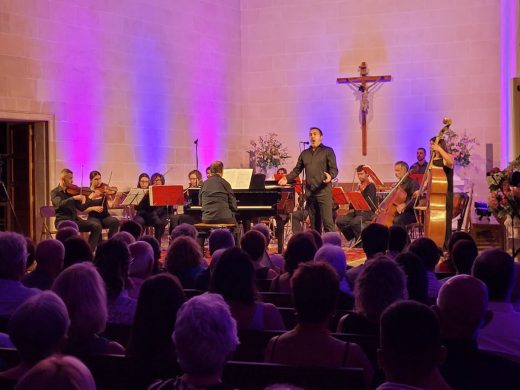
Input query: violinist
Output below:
<box><xmin>429</xmin><ymin>136</ymin><xmax>454</xmax><ymax>248</ymax></box>
<box><xmin>133</xmin><ymin>172</ymin><xmax>167</xmax><ymax>242</ymax></box>
<box><xmin>392</xmin><ymin>161</ymin><xmax>420</xmax><ymax>227</ymax></box>
<box><xmin>50</xmin><ymin>168</ymin><xmax>101</xmax><ymax>250</ymax></box>
<box><xmin>336</xmin><ymin>165</ymin><xmax>378</xmax><ymax>242</ymax></box>
<box><xmin>85</xmin><ymin>170</ymin><xmax>120</xmax><ymax>240</ymax></box>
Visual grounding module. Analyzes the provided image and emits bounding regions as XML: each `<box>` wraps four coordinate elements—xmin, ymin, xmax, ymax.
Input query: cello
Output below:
<box><xmin>374</xmin><ymin>170</ymin><xmax>410</xmax><ymax>227</ymax></box>
<box><xmin>415</xmin><ymin>118</ymin><xmax>452</xmax><ymax>248</ymax></box>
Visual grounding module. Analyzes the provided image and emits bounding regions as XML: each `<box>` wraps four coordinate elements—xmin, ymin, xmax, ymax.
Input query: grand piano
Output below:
<box><xmin>184</xmin><ymin>183</ymin><xmax>294</xmax><ymax>253</ymax></box>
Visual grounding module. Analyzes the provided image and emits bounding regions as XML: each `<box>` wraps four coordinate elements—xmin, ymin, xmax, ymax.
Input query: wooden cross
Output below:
<box><xmin>337</xmin><ymin>62</ymin><xmax>392</xmax><ymax>156</ymax></box>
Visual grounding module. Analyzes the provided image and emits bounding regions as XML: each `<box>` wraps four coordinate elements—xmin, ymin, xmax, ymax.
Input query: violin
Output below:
<box><xmin>95</xmin><ymin>183</ymin><xmax>118</xmax><ymax>196</ymax></box>
<box><xmin>65</xmin><ymin>184</ymin><xmax>93</xmax><ymax>196</ymax></box>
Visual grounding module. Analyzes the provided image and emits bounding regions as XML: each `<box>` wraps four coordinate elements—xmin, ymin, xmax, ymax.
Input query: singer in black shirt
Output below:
<box><xmin>279</xmin><ymin>127</ymin><xmax>338</xmax><ymax>233</ymax></box>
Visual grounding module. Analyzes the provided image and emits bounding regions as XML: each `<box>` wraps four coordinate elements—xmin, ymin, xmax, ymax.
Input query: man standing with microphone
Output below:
<box><xmin>278</xmin><ymin>127</ymin><xmax>338</xmax><ymax>233</ymax></box>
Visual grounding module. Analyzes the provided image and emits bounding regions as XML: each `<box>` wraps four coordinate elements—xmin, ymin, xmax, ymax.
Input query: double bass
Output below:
<box><xmin>415</xmin><ymin>118</ymin><xmax>452</xmax><ymax>247</ymax></box>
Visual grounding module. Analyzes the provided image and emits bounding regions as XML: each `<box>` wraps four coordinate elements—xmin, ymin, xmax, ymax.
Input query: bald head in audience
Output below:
<box><xmin>435</xmin><ymin>275</ymin><xmax>491</xmax><ymax>341</ymax></box>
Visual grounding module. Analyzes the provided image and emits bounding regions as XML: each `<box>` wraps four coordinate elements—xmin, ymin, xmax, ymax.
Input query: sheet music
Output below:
<box><xmin>121</xmin><ymin>188</ymin><xmax>147</xmax><ymax>206</ymax></box>
<box><xmin>223</xmin><ymin>168</ymin><xmax>253</xmax><ymax>189</ymax></box>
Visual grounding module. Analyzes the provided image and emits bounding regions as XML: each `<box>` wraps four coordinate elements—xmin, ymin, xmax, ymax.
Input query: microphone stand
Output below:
<box><xmin>194</xmin><ymin>139</ymin><xmax>199</xmax><ymax>171</ymax></box>
<box><xmin>298</xmin><ymin>142</ymin><xmax>309</xmax><ymax>210</ymax></box>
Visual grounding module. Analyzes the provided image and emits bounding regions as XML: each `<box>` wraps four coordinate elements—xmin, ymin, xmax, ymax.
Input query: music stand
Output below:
<box><xmin>332</xmin><ymin>187</ymin><xmax>349</xmax><ymax>206</ymax></box>
<box><xmin>121</xmin><ymin>188</ymin><xmax>147</xmax><ymax>206</ymax></box>
<box><xmin>346</xmin><ymin>191</ymin><xmax>372</xmax><ymax>211</ymax></box>
<box><xmin>149</xmin><ymin>185</ymin><xmax>185</xmax><ymax>206</ymax></box>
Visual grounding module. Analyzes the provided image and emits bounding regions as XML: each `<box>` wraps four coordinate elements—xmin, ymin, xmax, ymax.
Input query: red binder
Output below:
<box><xmin>149</xmin><ymin>185</ymin><xmax>184</xmax><ymax>206</ymax></box>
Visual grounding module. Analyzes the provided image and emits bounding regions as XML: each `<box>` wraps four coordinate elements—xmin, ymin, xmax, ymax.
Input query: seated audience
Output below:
<box><xmin>265</xmin><ymin>262</ymin><xmax>373</xmax><ymax>388</ymax></box>
<box><xmin>322</xmin><ymin>231</ymin><xmax>342</xmax><ymax>247</ymax></box>
<box><xmin>440</xmin><ymin>231</ymin><xmax>474</xmax><ymax>273</ymax></box>
<box><xmin>127</xmin><ymin>241</ymin><xmax>154</xmax><ymax>299</ymax></box>
<box><xmin>94</xmin><ymin>239</ymin><xmax>136</xmax><ymax>325</ymax></box>
<box><xmin>24</xmin><ymin>237</ymin><xmax>36</xmax><ymax>272</ymax></box>
<box><xmin>451</xmin><ymin>239</ymin><xmax>479</xmax><ymax>276</ymax></box>
<box><xmin>63</xmin><ymin>236</ymin><xmax>93</xmax><ymax>269</ymax></box>
<box><xmin>307</xmin><ymin>228</ymin><xmax>323</xmax><ymax>249</ymax></box>
<box><xmin>110</xmin><ymin>230</ymin><xmax>136</xmax><ymax>246</ymax></box>
<box><xmin>127</xmin><ymin>273</ymin><xmax>186</xmax><ymax>388</ymax></box>
<box><xmin>165</xmin><ymin>236</ymin><xmax>206</xmax><ymax>289</ymax></box>
<box><xmin>472</xmin><ymin>248</ymin><xmax>520</xmax><ymax>361</ymax></box>
<box><xmin>14</xmin><ymin>355</ymin><xmax>95</xmax><ymax>390</ymax></box>
<box><xmin>208</xmin><ymin>228</ymin><xmax>235</xmax><ymax>255</ymax></box>
<box><xmin>251</xmin><ymin>223</ymin><xmax>284</xmax><ymax>272</ymax></box>
<box><xmin>170</xmin><ymin>223</ymin><xmax>198</xmax><ymax>241</ymax></box>
<box><xmin>377</xmin><ymin>301</ymin><xmax>449</xmax><ymax>390</ymax></box>
<box><xmin>22</xmin><ymin>239</ymin><xmax>65</xmax><ymax>290</ymax></box>
<box><xmin>55</xmin><ymin>226</ymin><xmax>80</xmax><ymax>245</ymax></box>
<box><xmin>0</xmin><ymin>291</ymin><xmax>68</xmax><ymax>385</ymax></box>
<box><xmin>149</xmin><ymin>293</ymin><xmax>239</xmax><ymax>390</ymax></box>
<box><xmin>346</xmin><ymin>223</ymin><xmax>389</xmax><ymax>288</ymax></box>
<box><xmin>119</xmin><ymin>219</ymin><xmax>143</xmax><ymax>241</ymax></box>
<box><xmin>241</xmin><ymin>230</ymin><xmax>278</xmax><ymax>279</ymax></box>
<box><xmin>314</xmin><ymin>244</ymin><xmax>353</xmax><ymax>309</ymax></box>
<box><xmin>436</xmin><ymin>275</ymin><xmax>520</xmax><ymax>389</ymax></box>
<box><xmin>338</xmin><ymin>255</ymin><xmax>406</xmax><ymax>335</ymax></box>
<box><xmin>210</xmin><ymin>247</ymin><xmax>285</xmax><ymax>331</ymax></box>
<box><xmin>0</xmin><ymin>232</ymin><xmax>40</xmax><ymax>317</ymax></box>
<box><xmin>139</xmin><ymin>235</ymin><xmax>161</xmax><ymax>274</ymax></box>
<box><xmin>57</xmin><ymin>220</ymin><xmax>79</xmax><ymax>231</ymax></box>
<box><xmin>395</xmin><ymin>252</ymin><xmax>429</xmax><ymax>304</ymax></box>
<box><xmin>270</xmin><ymin>232</ymin><xmax>317</xmax><ymax>293</ymax></box>
<box><xmin>386</xmin><ymin>225</ymin><xmax>408</xmax><ymax>259</ymax></box>
<box><xmin>408</xmin><ymin>237</ymin><xmax>442</xmax><ymax>301</ymax></box>
<box><xmin>52</xmin><ymin>262</ymin><xmax>125</xmax><ymax>357</ymax></box>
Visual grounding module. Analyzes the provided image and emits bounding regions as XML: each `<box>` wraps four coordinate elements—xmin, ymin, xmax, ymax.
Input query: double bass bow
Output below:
<box><xmin>415</xmin><ymin>117</ymin><xmax>452</xmax><ymax>248</ymax></box>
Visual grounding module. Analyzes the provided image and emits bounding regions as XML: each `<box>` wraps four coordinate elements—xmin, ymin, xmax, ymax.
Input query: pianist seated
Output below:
<box><xmin>199</xmin><ymin>161</ymin><xmax>237</xmax><ymax>225</ymax></box>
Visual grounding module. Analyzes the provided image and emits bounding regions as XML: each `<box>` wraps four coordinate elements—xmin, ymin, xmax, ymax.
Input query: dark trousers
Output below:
<box><xmin>87</xmin><ymin>216</ymin><xmax>120</xmax><ymax>240</ymax></box>
<box><xmin>60</xmin><ymin>218</ymin><xmax>102</xmax><ymax>250</ymax></box>
<box><xmin>307</xmin><ymin>189</ymin><xmax>335</xmax><ymax>233</ymax></box>
<box><xmin>393</xmin><ymin>210</ymin><xmax>416</xmax><ymax>227</ymax></box>
<box><xmin>336</xmin><ymin>210</ymin><xmax>375</xmax><ymax>240</ymax></box>
<box><xmin>134</xmin><ymin>213</ymin><xmax>166</xmax><ymax>242</ymax></box>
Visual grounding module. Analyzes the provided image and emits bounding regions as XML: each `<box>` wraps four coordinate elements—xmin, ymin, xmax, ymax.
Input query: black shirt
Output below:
<box><xmin>200</xmin><ymin>175</ymin><xmax>237</xmax><ymax>222</ymax></box>
<box><xmin>410</xmin><ymin>161</ymin><xmax>428</xmax><ymax>174</ymax></box>
<box><xmin>50</xmin><ymin>185</ymin><xmax>84</xmax><ymax>222</ymax></box>
<box><xmin>286</xmin><ymin>144</ymin><xmax>338</xmax><ymax>194</ymax></box>
<box><xmin>361</xmin><ymin>182</ymin><xmax>378</xmax><ymax>212</ymax></box>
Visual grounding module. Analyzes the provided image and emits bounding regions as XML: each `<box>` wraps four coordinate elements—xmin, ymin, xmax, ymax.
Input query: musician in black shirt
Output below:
<box><xmin>279</xmin><ymin>127</ymin><xmax>338</xmax><ymax>233</ymax></box>
<box><xmin>336</xmin><ymin>165</ymin><xmax>378</xmax><ymax>242</ymax></box>
<box><xmin>410</xmin><ymin>147</ymin><xmax>428</xmax><ymax>174</ymax></box>
<box><xmin>200</xmin><ymin>161</ymin><xmax>237</xmax><ymax>224</ymax></box>
<box><xmin>393</xmin><ymin>161</ymin><xmax>420</xmax><ymax>226</ymax></box>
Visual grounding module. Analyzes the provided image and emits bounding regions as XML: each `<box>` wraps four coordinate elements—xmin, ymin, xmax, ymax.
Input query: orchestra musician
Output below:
<box><xmin>200</xmin><ymin>161</ymin><xmax>237</xmax><ymax>225</ymax></box>
<box><xmin>429</xmin><ymin>136</ymin><xmax>454</xmax><ymax>248</ymax></box>
<box><xmin>392</xmin><ymin>161</ymin><xmax>420</xmax><ymax>227</ymax></box>
<box><xmin>85</xmin><ymin>170</ymin><xmax>120</xmax><ymax>240</ymax></box>
<box><xmin>279</xmin><ymin>127</ymin><xmax>338</xmax><ymax>233</ymax></box>
<box><xmin>168</xmin><ymin>169</ymin><xmax>203</xmax><ymax>234</ymax></box>
<box><xmin>50</xmin><ymin>168</ymin><xmax>100</xmax><ymax>250</ymax></box>
<box><xmin>336</xmin><ymin>165</ymin><xmax>378</xmax><ymax>242</ymax></box>
<box><xmin>410</xmin><ymin>147</ymin><xmax>428</xmax><ymax>174</ymax></box>
<box><xmin>133</xmin><ymin>172</ymin><xmax>167</xmax><ymax>242</ymax></box>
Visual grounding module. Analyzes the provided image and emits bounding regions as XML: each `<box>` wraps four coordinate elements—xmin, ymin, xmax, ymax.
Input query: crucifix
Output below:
<box><xmin>337</xmin><ymin>62</ymin><xmax>392</xmax><ymax>156</ymax></box>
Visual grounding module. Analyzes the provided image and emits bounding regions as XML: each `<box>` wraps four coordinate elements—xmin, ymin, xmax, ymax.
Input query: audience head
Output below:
<box><xmin>208</xmin><ymin>228</ymin><xmax>235</xmax><ymax>255</ymax></box>
<box><xmin>355</xmin><ymin>255</ymin><xmax>407</xmax><ymax>323</ymax></box>
<box><xmin>63</xmin><ymin>236</ymin><xmax>93</xmax><ymax>269</ymax></box>
<box><xmin>15</xmin><ymin>355</ymin><xmax>95</xmax><ymax>390</ymax></box>
<box><xmin>94</xmin><ymin>239</ymin><xmax>131</xmax><ymax>300</ymax></box>
<box><xmin>388</xmin><ymin>225</ymin><xmax>409</xmax><ymax>253</ymax></box>
<box><xmin>111</xmin><ymin>231</ymin><xmax>136</xmax><ymax>246</ymax></box>
<box><xmin>291</xmin><ymin>262</ymin><xmax>339</xmax><ymax>324</ymax></box>
<box><xmin>119</xmin><ymin>220</ymin><xmax>143</xmax><ymax>240</ymax></box>
<box><xmin>210</xmin><ymin>247</ymin><xmax>257</xmax><ymax>305</ymax></box>
<box><xmin>8</xmin><ymin>291</ymin><xmax>69</xmax><ymax>365</ymax></box>
<box><xmin>451</xmin><ymin>239</ymin><xmax>478</xmax><ymax>275</ymax></box>
<box><xmin>165</xmin><ymin>236</ymin><xmax>203</xmax><ymax>280</ymax></box>
<box><xmin>173</xmin><ymin>293</ymin><xmax>238</xmax><ymax>377</ymax></box>
<box><xmin>170</xmin><ymin>223</ymin><xmax>198</xmax><ymax>241</ymax></box>
<box><xmin>209</xmin><ymin>248</ymin><xmax>226</xmax><ymax>273</ymax></box>
<box><xmin>128</xmin><ymin>241</ymin><xmax>154</xmax><ymax>279</ymax></box>
<box><xmin>435</xmin><ymin>275</ymin><xmax>490</xmax><ymax>341</ymax></box>
<box><xmin>447</xmin><ymin>231</ymin><xmax>473</xmax><ymax>258</ymax></box>
<box><xmin>379</xmin><ymin>301</ymin><xmax>445</xmax><ymax>386</ymax></box>
<box><xmin>128</xmin><ymin>273</ymin><xmax>186</xmax><ymax>356</ymax></box>
<box><xmin>472</xmin><ymin>248</ymin><xmax>515</xmax><ymax>302</ymax></box>
<box><xmin>322</xmin><ymin>232</ymin><xmax>342</xmax><ymax>247</ymax></box>
<box><xmin>307</xmin><ymin>229</ymin><xmax>323</xmax><ymax>249</ymax></box>
<box><xmin>57</xmin><ymin>220</ymin><xmax>79</xmax><ymax>231</ymax></box>
<box><xmin>251</xmin><ymin>223</ymin><xmax>271</xmax><ymax>248</ymax></box>
<box><xmin>284</xmin><ymin>232</ymin><xmax>317</xmax><ymax>275</ymax></box>
<box><xmin>0</xmin><ymin>231</ymin><xmax>28</xmax><ymax>280</ymax></box>
<box><xmin>241</xmin><ymin>230</ymin><xmax>267</xmax><ymax>262</ymax></box>
<box><xmin>34</xmin><ymin>239</ymin><xmax>65</xmax><ymax>277</ymax></box>
<box><xmin>314</xmin><ymin>244</ymin><xmax>346</xmax><ymax>280</ymax></box>
<box><xmin>361</xmin><ymin>223</ymin><xmax>389</xmax><ymax>258</ymax></box>
<box><xmin>25</xmin><ymin>237</ymin><xmax>36</xmax><ymax>271</ymax></box>
<box><xmin>408</xmin><ymin>237</ymin><xmax>442</xmax><ymax>272</ymax></box>
<box><xmin>139</xmin><ymin>235</ymin><xmax>161</xmax><ymax>274</ymax></box>
<box><xmin>52</xmin><ymin>262</ymin><xmax>108</xmax><ymax>338</ymax></box>
<box><xmin>395</xmin><ymin>252</ymin><xmax>428</xmax><ymax>304</ymax></box>
<box><xmin>55</xmin><ymin>227</ymin><xmax>80</xmax><ymax>244</ymax></box>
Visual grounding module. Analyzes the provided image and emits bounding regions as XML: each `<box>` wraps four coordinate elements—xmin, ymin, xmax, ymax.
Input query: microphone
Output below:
<box><xmin>194</xmin><ymin>139</ymin><xmax>199</xmax><ymax>144</ymax></box>
<box><xmin>300</xmin><ymin>141</ymin><xmax>310</xmax><ymax>145</ymax></box>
